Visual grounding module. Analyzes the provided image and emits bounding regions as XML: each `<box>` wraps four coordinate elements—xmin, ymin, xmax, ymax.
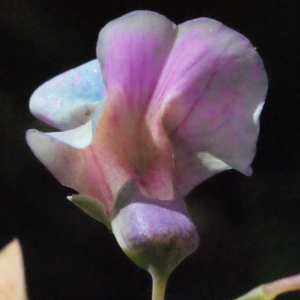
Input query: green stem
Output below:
<box><xmin>151</xmin><ymin>273</ymin><xmax>168</xmax><ymax>300</ymax></box>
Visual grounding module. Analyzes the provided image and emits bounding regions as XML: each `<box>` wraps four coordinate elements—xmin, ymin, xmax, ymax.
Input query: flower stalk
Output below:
<box><xmin>234</xmin><ymin>274</ymin><xmax>300</xmax><ymax>300</ymax></box>
<box><xmin>151</xmin><ymin>272</ymin><xmax>168</xmax><ymax>300</ymax></box>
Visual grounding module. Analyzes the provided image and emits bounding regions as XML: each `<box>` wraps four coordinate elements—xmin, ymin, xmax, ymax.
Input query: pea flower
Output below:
<box><xmin>26</xmin><ymin>11</ymin><xmax>267</xmax><ymax>299</ymax></box>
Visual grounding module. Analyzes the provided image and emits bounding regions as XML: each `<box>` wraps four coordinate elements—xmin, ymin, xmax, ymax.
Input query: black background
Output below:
<box><xmin>1</xmin><ymin>0</ymin><xmax>300</xmax><ymax>299</ymax></box>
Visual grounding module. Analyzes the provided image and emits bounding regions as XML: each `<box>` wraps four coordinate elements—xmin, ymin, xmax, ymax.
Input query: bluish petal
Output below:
<box><xmin>29</xmin><ymin>59</ymin><xmax>106</xmax><ymax>130</ymax></box>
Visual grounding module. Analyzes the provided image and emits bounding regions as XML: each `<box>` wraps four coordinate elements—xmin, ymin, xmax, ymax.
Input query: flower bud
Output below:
<box><xmin>110</xmin><ymin>180</ymin><xmax>199</xmax><ymax>278</ymax></box>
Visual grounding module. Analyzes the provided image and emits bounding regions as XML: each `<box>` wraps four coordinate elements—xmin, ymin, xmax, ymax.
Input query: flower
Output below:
<box><xmin>26</xmin><ymin>10</ymin><xmax>268</xmax><ymax>297</ymax></box>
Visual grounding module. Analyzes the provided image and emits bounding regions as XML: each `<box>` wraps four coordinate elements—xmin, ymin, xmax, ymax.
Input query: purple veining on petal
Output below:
<box><xmin>97</xmin><ymin>11</ymin><xmax>177</xmax><ymax>115</ymax></box>
<box><xmin>147</xmin><ymin>17</ymin><xmax>268</xmax><ymax>194</ymax></box>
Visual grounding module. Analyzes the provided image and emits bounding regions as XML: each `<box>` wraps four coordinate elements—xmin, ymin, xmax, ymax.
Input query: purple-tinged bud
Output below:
<box><xmin>110</xmin><ymin>180</ymin><xmax>199</xmax><ymax>278</ymax></box>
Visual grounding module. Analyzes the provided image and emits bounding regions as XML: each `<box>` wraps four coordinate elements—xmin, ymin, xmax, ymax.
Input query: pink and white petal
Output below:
<box><xmin>29</xmin><ymin>60</ymin><xmax>106</xmax><ymax>131</ymax></box>
<box><xmin>149</xmin><ymin>17</ymin><xmax>267</xmax><ymax>193</ymax></box>
<box><xmin>96</xmin><ymin>11</ymin><xmax>176</xmax><ymax>116</ymax></box>
<box><xmin>26</xmin><ymin>128</ymin><xmax>131</xmax><ymax>212</ymax></box>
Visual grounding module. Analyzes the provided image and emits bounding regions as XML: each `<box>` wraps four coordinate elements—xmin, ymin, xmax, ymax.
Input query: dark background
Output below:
<box><xmin>1</xmin><ymin>0</ymin><xmax>300</xmax><ymax>299</ymax></box>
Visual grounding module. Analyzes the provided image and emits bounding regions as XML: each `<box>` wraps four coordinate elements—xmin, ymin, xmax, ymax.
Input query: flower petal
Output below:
<box><xmin>96</xmin><ymin>11</ymin><xmax>176</xmax><ymax>115</ymax></box>
<box><xmin>26</xmin><ymin>127</ymin><xmax>125</xmax><ymax>212</ymax></box>
<box><xmin>149</xmin><ymin>17</ymin><xmax>267</xmax><ymax>195</ymax></box>
<box><xmin>92</xmin><ymin>11</ymin><xmax>179</xmax><ymax>200</ymax></box>
<box><xmin>29</xmin><ymin>60</ymin><xmax>106</xmax><ymax>130</ymax></box>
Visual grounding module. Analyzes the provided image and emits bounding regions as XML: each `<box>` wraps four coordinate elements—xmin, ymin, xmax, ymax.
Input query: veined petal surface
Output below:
<box><xmin>148</xmin><ymin>17</ymin><xmax>268</xmax><ymax>195</ymax></box>
<box><xmin>97</xmin><ymin>11</ymin><xmax>176</xmax><ymax>114</ymax></box>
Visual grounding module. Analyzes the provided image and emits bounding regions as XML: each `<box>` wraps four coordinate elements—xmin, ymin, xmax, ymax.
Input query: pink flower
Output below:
<box><xmin>26</xmin><ymin>11</ymin><xmax>268</xmax><ymax>291</ymax></box>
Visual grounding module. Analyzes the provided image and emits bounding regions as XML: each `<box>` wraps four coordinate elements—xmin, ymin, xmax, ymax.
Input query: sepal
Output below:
<box><xmin>68</xmin><ymin>194</ymin><xmax>111</xmax><ymax>229</ymax></box>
